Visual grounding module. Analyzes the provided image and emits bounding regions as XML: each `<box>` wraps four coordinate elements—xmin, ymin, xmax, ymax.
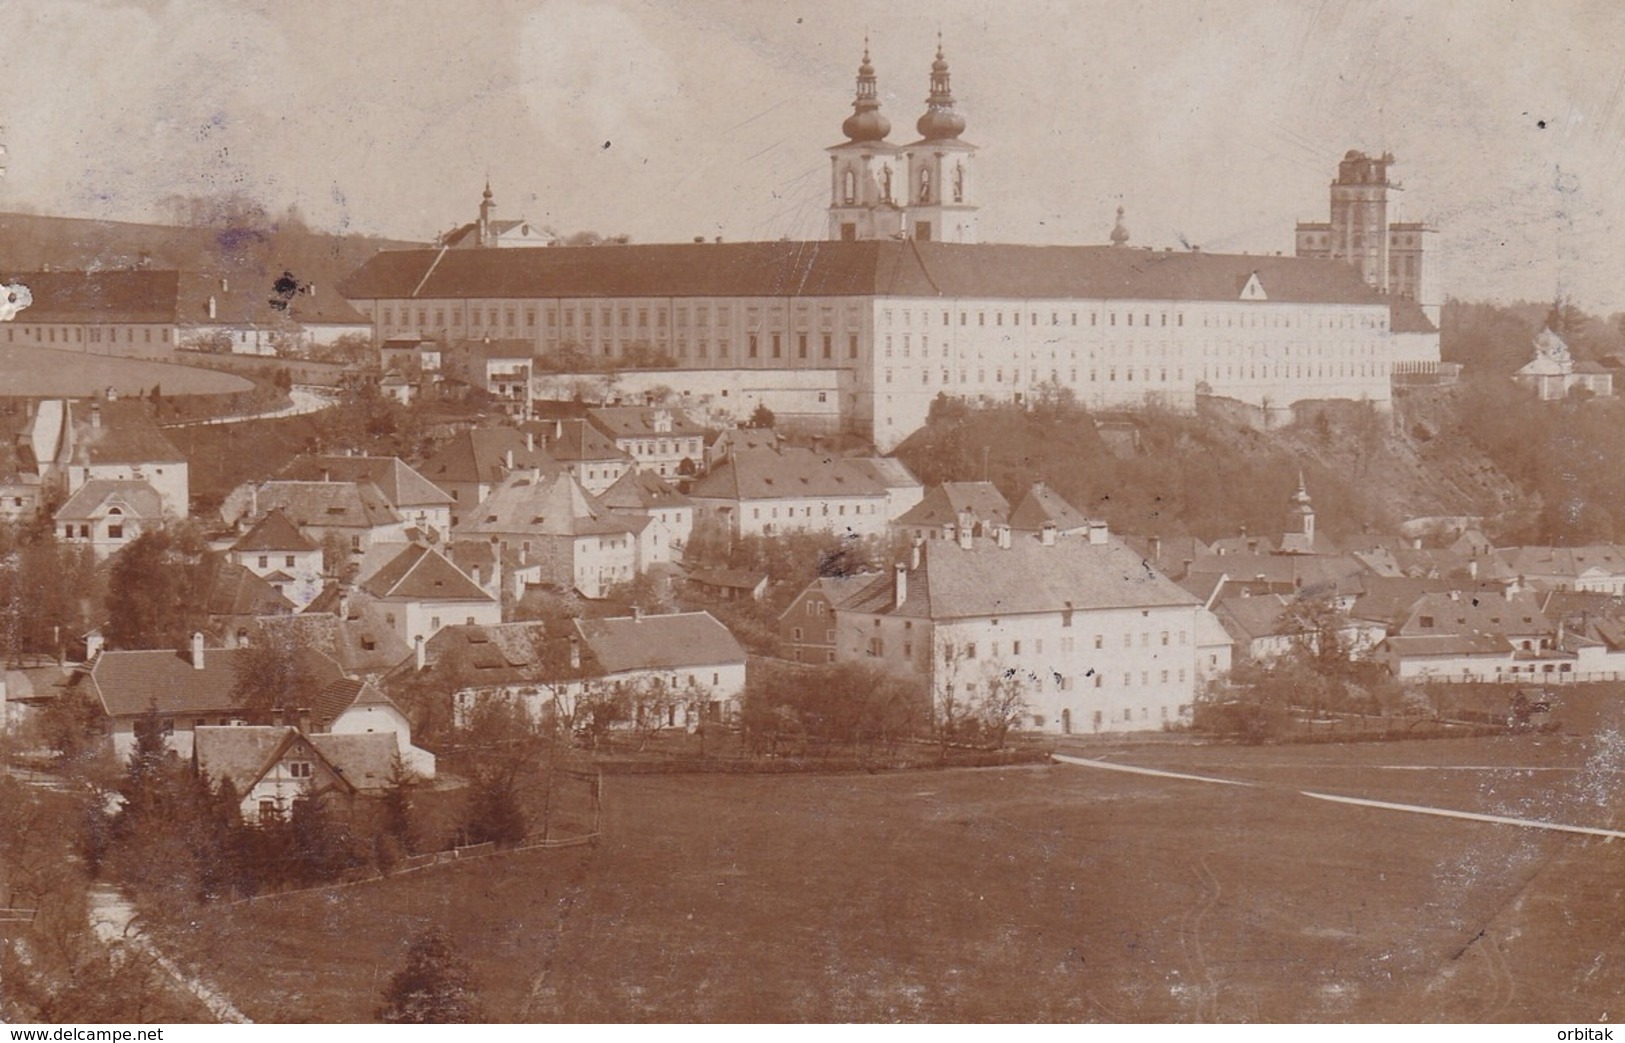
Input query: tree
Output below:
<box><xmin>378</xmin><ymin>928</ymin><xmax>482</xmax><ymax>1024</ymax></box>
<box><xmin>231</xmin><ymin>626</ymin><xmax>319</xmax><ymax>721</ymax></box>
<box><xmin>746</xmin><ymin>403</ymin><xmax>776</xmax><ymax>429</ymax></box>
<box><xmin>105</xmin><ymin>530</ymin><xmax>208</xmax><ymax>650</ymax></box>
<box><xmin>975</xmin><ymin>664</ymin><xmax>1032</xmax><ymax>748</ymax></box>
<box><xmin>378</xmin><ymin>754</ymin><xmax>419</xmax><ymax>861</ymax></box>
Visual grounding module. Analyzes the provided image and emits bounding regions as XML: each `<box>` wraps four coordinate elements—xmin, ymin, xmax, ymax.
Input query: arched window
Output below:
<box><xmin>952</xmin><ymin>162</ymin><xmax>965</xmax><ymax>202</ymax></box>
<box><xmin>918</xmin><ymin>168</ymin><xmax>932</xmax><ymax>203</ymax></box>
<box><xmin>842</xmin><ymin>168</ymin><xmax>857</xmax><ymax>205</ymax></box>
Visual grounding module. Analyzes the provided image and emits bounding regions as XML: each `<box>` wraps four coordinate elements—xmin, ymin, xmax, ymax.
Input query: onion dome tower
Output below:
<box><xmin>1287</xmin><ymin>472</ymin><xmax>1316</xmax><ymax>540</ymax></box>
<box><xmin>902</xmin><ymin>36</ymin><xmax>978</xmax><ymax>243</ymax></box>
<box><xmin>826</xmin><ymin>40</ymin><xmax>904</xmax><ymax>241</ymax></box>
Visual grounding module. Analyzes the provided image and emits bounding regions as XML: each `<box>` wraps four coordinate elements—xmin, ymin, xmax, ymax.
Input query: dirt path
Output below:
<box><xmin>87</xmin><ymin>885</ymin><xmax>251</xmax><ymax>1024</ymax></box>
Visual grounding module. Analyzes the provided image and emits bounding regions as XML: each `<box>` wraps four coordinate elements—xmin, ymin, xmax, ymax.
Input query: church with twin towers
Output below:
<box><xmin>825</xmin><ymin>38</ymin><xmax>980</xmax><ymax>244</ymax></box>
<box><xmin>342</xmin><ymin>37</ymin><xmax>1444</xmax><ymax>450</ymax></box>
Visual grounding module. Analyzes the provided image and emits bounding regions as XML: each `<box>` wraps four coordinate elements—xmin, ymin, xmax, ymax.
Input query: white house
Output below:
<box><xmin>54</xmin><ymin>479</ymin><xmax>164</xmax><ymax>560</ymax></box>
<box><xmin>358</xmin><ymin>543</ymin><xmax>503</xmax><ymax>648</ymax></box>
<box><xmin>687</xmin><ymin>446</ymin><xmax>890</xmax><ymax>539</ymax></box>
<box><xmin>227</xmin><ymin>507</ymin><xmax>325</xmax><ymax>610</ymax></box>
<box><xmin>835</xmin><ymin>521</ymin><xmax>1204</xmax><ymax>734</ymax></box>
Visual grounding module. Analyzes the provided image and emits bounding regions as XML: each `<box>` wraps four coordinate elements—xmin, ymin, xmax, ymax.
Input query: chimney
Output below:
<box><xmin>1150</xmin><ymin>535</ymin><xmax>1162</xmax><ymax>559</ymax></box>
<box><xmin>555</xmin><ymin>419</ymin><xmax>563</xmax><ymax>441</ymax></box>
<box><xmin>910</xmin><ymin>536</ymin><xmax>923</xmax><ymax>570</ymax></box>
<box><xmin>996</xmin><ymin>524</ymin><xmax>1012</xmax><ymax>550</ymax></box>
<box><xmin>941</xmin><ymin>522</ymin><xmax>955</xmax><ymax>542</ymax></box>
<box><xmin>568</xmin><ymin>635</ymin><xmax>581</xmax><ymax>670</ymax></box>
<box><xmin>505</xmin><ymin>448</ymin><xmax>514</xmax><ymax>470</ymax></box>
<box><xmin>414</xmin><ymin>634</ymin><xmax>426</xmax><ymax>671</ymax></box>
<box><xmin>894</xmin><ymin>562</ymin><xmax>908</xmax><ymax>607</ymax></box>
<box><xmin>191</xmin><ymin>631</ymin><xmax>205</xmax><ymax>670</ymax></box>
<box><xmin>526</xmin><ymin>431</ymin><xmax>535</xmax><ymax>453</ymax></box>
<box><xmin>337</xmin><ymin>584</ymin><xmax>351</xmax><ymax>620</ymax></box>
<box><xmin>207</xmin><ymin>295</ymin><xmax>217</xmax><ymax>320</ymax></box>
<box><xmin>1088</xmin><ymin>520</ymin><xmax>1109</xmax><ymax>546</ymax></box>
<box><xmin>1040</xmin><ymin>522</ymin><xmax>1057</xmax><ymax>547</ymax></box>
<box><xmin>530</xmin><ymin>465</ymin><xmax>540</xmax><ymax>483</ymax></box>
<box><xmin>220</xmin><ymin>276</ymin><xmax>229</xmax><ymax>293</ymax></box>
<box><xmin>1469</xmin><ymin>558</ymin><xmax>1479</xmax><ymax>580</ymax></box>
<box><xmin>90</xmin><ymin>401</ymin><xmax>101</xmax><ymax>429</ymax></box>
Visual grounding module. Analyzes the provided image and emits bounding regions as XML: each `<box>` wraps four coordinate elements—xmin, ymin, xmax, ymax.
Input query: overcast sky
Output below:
<box><xmin>3</xmin><ymin>0</ymin><xmax>1624</xmax><ymax>311</ymax></box>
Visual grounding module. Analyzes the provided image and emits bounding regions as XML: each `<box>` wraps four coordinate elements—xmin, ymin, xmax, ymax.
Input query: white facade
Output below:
<box><xmin>693</xmin><ymin>492</ymin><xmax>890</xmax><ymax>540</ymax></box>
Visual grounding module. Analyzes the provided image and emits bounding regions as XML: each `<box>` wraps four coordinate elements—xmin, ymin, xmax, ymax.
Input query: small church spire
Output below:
<box><xmin>916</xmin><ymin>34</ymin><xmax>967</xmax><ymax>141</ymax></box>
<box><xmin>841</xmin><ymin>37</ymin><xmax>891</xmax><ymax>143</ymax></box>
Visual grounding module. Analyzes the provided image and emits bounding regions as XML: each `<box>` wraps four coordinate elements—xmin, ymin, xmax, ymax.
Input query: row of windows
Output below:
<box><xmin>5</xmin><ymin>325</ymin><xmax>169</xmax><ymax>345</ymax></box>
<box><xmin>940</xmin><ymin>668</ymin><xmax>1189</xmax><ymax>694</ymax></box>
<box><xmin>751</xmin><ymin>502</ymin><xmax>880</xmax><ymax>520</ymax></box>
<box><xmin>946</xmin><ymin>630</ymin><xmax>1191</xmax><ymax>660</ymax></box>
<box><xmin>380</xmin><ymin>302</ymin><xmax>866</xmax><ymax>334</ymax></box>
<box><xmin>882</xmin><ymin>307</ymin><xmax>1387</xmax><ymax>333</ymax></box>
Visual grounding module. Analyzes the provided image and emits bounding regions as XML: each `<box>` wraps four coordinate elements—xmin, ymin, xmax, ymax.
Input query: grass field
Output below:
<box><xmin>167</xmin><ymin>706</ymin><xmax>1625</xmax><ymax>1023</ymax></box>
<box><xmin>0</xmin><ymin>346</ymin><xmax>253</xmax><ymax>397</ymax></box>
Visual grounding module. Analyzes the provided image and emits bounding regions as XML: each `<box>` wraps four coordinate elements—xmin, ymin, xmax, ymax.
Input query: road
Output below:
<box><xmin>161</xmin><ymin>384</ymin><xmax>338</xmax><ymax>428</ymax></box>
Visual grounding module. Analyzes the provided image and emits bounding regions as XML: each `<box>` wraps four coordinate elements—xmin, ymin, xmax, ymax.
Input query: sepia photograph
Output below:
<box><xmin>0</xmin><ymin>0</ymin><xmax>1623</xmax><ymax>1026</ymax></box>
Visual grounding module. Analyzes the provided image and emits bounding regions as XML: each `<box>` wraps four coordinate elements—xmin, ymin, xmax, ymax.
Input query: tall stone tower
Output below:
<box><xmin>901</xmin><ymin>38</ymin><xmax>978</xmax><ymax>243</ymax></box>
<box><xmin>1296</xmin><ymin>150</ymin><xmax>1440</xmax><ymax>324</ymax></box>
<box><xmin>826</xmin><ymin>42</ymin><xmax>904</xmax><ymax>242</ymax></box>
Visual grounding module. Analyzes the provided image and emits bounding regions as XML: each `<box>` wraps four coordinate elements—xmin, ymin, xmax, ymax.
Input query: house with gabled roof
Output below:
<box><xmin>574</xmin><ymin>612</ymin><xmax>747</xmax><ymax>723</ymax></box>
<box><xmin>75</xmin><ymin>632</ymin><xmax>346</xmax><ymax>759</ymax></box>
<box><xmin>1007</xmin><ymin>482</ymin><xmax>1090</xmax><ymax>537</ymax></box>
<box><xmin>228</xmin><ymin>508</ymin><xmax>323</xmax><ymax>609</ymax></box>
<box><xmin>843</xmin><ymin>456</ymin><xmax>924</xmax><ymax>522</ymax></box>
<box><xmin>522</xmin><ymin>418</ymin><xmax>633</xmax><ymax>494</ymax></box>
<box><xmin>586</xmin><ymin>406</ymin><xmax>707</xmax><ymax>479</ymax></box>
<box><xmin>247</xmin><ymin>608</ymin><xmax>409</xmax><ymax>680</ymax></box>
<box><xmin>834</xmin><ymin>519</ymin><xmax>1205</xmax><ymax>735</ymax></box>
<box><xmin>452</xmin><ymin>469</ymin><xmax>644</xmax><ymax>598</ymax></box>
<box><xmin>194</xmin><ymin>726</ymin><xmax>361</xmax><ymax>821</ymax></box>
<box><xmin>892</xmin><ymin>481</ymin><xmax>1009</xmax><ymax>543</ymax></box>
<box><xmin>310</xmin><ymin>677</ymin><xmax>435</xmax><ymax>778</ymax></box>
<box><xmin>688</xmin><ymin>446</ymin><xmax>889</xmax><ymax>539</ymax></box>
<box><xmin>54</xmin><ymin>479</ymin><xmax>165</xmax><ymax>560</ymax></box>
<box><xmin>358</xmin><ymin>543</ymin><xmax>502</xmax><ymax>648</ymax></box>
<box><xmin>599</xmin><ymin>468</ymin><xmax>693</xmax><ymax>565</ymax></box>
<box><xmin>277</xmin><ymin>454</ymin><xmax>454</xmax><ymax>540</ymax></box>
<box><xmin>780</xmin><ymin>572</ymin><xmax>880</xmax><ymax>663</ymax></box>
<box><xmin>202</xmin><ymin>555</ymin><xmax>295</xmax><ymax>638</ymax></box>
<box><xmin>220</xmin><ymin>479</ymin><xmax>408</xmax><ymax>559</ymax></box>
<box><xmin>51</xmin><ymin>400</ymin><xmax>189</xmax><ymax>519</ymax></box>
<box><xmin>417</xmin><ymin>426</ymin><xmax>556</xmax><ymax>526</ymax></box>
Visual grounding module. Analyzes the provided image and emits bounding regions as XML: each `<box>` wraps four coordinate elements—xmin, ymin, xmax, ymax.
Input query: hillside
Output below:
<box><xmin>0</xmin><ymin>210</ymin><xmax>420</xmax><ymax>303</ymax></box>
<box><xmin>893</xmin><ymin>389</ymin><xmax>1528</xmax><ymax>545</ymax></box>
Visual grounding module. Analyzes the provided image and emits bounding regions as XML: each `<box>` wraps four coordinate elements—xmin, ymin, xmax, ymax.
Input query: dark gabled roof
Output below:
<box><xmin>232</xmin><ymin>481</ymin><xmax>402</xmax><ymax>530</ymax></box>
<box><xmin>599</xmin><ymin>468</ymin><xmax>692</xmax><ymax>511</ymax></box>
<box><xmin>278</xmin><ymin>455</ymin><xmax>452</xmax><ymax>508</ymax></box>
<box><xmin>586</xmin><ymin>407</ymin><xmax>706</xmax><ymax>440</ymax></box>
<box><xmin>418</xmin><ymin>427</ymin><xmax>556</xmax><ymax>487</ymax></box>
<box><xmin>359</xmin><ymin>544</ymin><xmax>493</xmax><ymax>603</ymax></box>
<box><xmin>842</xmin><ymin>456</ymin><xmax>921</xmax><ymax>492</ymax></box>
<box><xmin>340</xmin><ymin>240</ymin><xmax>1397</xmax><ymax>308</ymax></box>
<box><xmin>1380</xmin><ymin>633</ymin><xmax>1511</xmax><ymax>658</ymax></box>
<box><xmin>840</xmin><ymin>533</ymin><xmax>1199</xmax><ymax>620</ymax></box>
<box><xmin>395</xmin><ymin>621</ymin><xmax>568</xmax><ymax>688</ymax></box>
<box><xmin>526</xmin><ymin>419</ymin><xmax>631</xmax><ymax>464</ymax></box>
<box><xmin>81</xmin><ymin>644</ymin><xmax>343</xmax><ymax>719</ymax></box>
<box><xmin>1007</xmin><ymin>482</ymin><xmax>1089</xmax><ymax>533</ymax></box>
<box><xmin>193</xmin><ymin>725</ymin><xmax>367</xmax><ymax>797</ymax></box>
<box><xmin>895</xmin><ymin>481</ymin><xmax>1010</xmax><ymax>529</ymax></box>
<box><xmin>1398</xmin><ymin>591</ymin><xmax>1549</xmax><ymax>637</ymax></box>
<box><xmin>688</xmin><ymin>446</ymin><xmax>887</xmax><ymax>502</ymax></box>
<box><xmin>0</xmin><ymin>269</ymin><xmax>181</xmax><ymax>323</ymax></box>
<box><xmin>71</xmin><ymin>400</ymin><xmax>185</xmax><ymax>465</ymax></box>
<box><xmin>574</xmin><ymin>612</ymin><xmax>746</xmax><ymax>673</ymax></box>
<box><xmin>54</xmin><ymin>479</ymin><xmax>164</xmax><ymax>522</ymax></box>
<box><xmin>204</xmin><ymin>556</ymin><xmax>295</xmax><ymax>618</ymax></box>
<box><xmin>231</xmin><ymin>508</ymin><xmax>318</xmax><ymax>553</ymax></box>
<box><xmin>251</xmin><ymin>610</ymin><xmax>409</xmax><ymax>677</ymax></box>
<box><xmin>1212</xmin><ymin>594</ymin><xmax>1297</xmax><ymax>643</ymax></box>
<box><xmin>309</xmin><ymin>731</ymin><xmax>400</xmax><ymax>791</ymax></box>
<box><xmin>454</xmin><ymin>470</ymin><xmax>639</xmax><ymax>539</ymax></box>
<box><xmin>778</xmin><ymin>573</ymin><xmax>881</xmax><ymax>622</ymax></box>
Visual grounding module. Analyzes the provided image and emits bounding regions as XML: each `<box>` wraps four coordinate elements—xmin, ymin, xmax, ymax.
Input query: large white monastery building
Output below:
<box><xmin>341</xmin><ymin>44</ymin><xmax>1442</xmax><ymax>452</ymax></box>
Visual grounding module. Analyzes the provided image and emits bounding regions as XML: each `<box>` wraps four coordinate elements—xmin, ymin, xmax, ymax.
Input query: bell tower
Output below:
<box><xmin>826</xmin><ymin>41</ymin><xmax>903</xmax><ymax>241</ymax></box>
<box><xmin>902</xmin><ymin>37</ymin><xmax>978</xmax><ymax>243</ymax></box>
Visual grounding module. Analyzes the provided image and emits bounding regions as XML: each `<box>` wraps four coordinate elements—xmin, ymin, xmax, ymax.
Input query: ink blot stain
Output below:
<box><xmin>602</xmin><ymin>141</ymin><xmax>612</xmax><ymax>150</ymax></box>
<box><xmin>1537</xmin><ymin>120</ymin><xmax>1547</xmax><ymax>129</ymax></box>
